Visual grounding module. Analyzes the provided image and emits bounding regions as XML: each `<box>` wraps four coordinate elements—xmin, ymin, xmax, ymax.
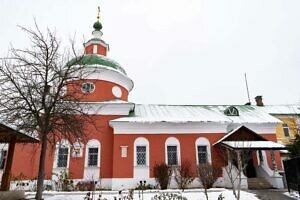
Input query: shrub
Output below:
<box><xmin>152</xmin><ymin>193</ymin><xmax>187</xmax><ymax>200</ymax></box>
<box><xmin>76</xmin><ymin>181</ymin><xmax>97</xmax><ymax>191</ymax></box>
<box><xmin>174</xmin><ymin>160</ymin><xmax>195</xmax><ymax>190</ymax></box>
<box><xmin>135</xmin><ymin>181</ymin><xmax>155</xmax><ymax>190</ymax></box>
<box><xmin>197</xmin><ymin>163</ymin><xmax>221</xmax><ymax>200</ymax></box>
<box><xmin>153</xmin><ymin>162</ymin><xmax>172</xmax><ymax>189</ymax></box>
<box><xmin>52</xmin><ymin>170</ymin><xmax>74</xmax><ymax>191</ymax></box>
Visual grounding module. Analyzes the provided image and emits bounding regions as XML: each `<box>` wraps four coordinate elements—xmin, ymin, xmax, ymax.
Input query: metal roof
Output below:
<box><xmin>111</xmin><ymin>104</ymin><xmax>281</xmax><ymax>124</ymax></box>
<box><xmin>0</xmin><ymin>123</ymin><xmax>39</xmax><ymax>143</ymax></box>
<box><xmin>259</xmin><ymin>105</ymin><xmax>300</xmax><ymax>115</ymax></box>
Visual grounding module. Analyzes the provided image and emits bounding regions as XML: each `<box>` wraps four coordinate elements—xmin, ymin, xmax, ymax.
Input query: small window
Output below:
<box><xmin>224</xmin><ymin>106</ymin><xmax>239</xmax><ymax>116</ymax></box>
<box><xmin>197</xmin><ymin>146</ymin><xmax>207</xmax><ymax>164</ymax></box>
<box><xmin>282</xmin><ymin>124</ymin><xmax>290</xmax><ymax>137</ymax></box>
<box><xmin>0</xmin><ymin>150</ymin><xmax>7</xmax><ymax>170</ymax></box>
<box><xmin>167</xmin><ymin>146</ymin><xmax>178</xmax><ymax>165</ymax></box>
<box><xmin>136</xmin><ymin>146</ymin><xmax>146</xmax><ymax>166</ymax></box>
<box><xmin>57</xmin><ymin>147</ymin><xmax>69</xmax><ymax>168</ymax></box>
<box><xmin>88</xmin><ymin>147</ymin><xmax>99</xmax><ymax>167</ymax></box>
<box><xmin>81</xmin><ymin>82</ymin><xmax>95</xmax><ymax>93</ymax></box>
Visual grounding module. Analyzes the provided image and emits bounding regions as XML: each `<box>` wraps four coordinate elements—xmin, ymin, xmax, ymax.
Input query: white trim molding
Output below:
<box><xmin>77</xmin><ymin>67</ymin><xmax>134</xmax><ymax>92</ymax></box>
<box><xmin>110</xmin><ymin>122</ymin><xmax>228</xmax><ymax>134</ymax></box>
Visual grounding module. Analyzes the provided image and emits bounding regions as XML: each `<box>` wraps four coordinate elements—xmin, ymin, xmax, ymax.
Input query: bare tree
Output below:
<box><xmin>0</xmin><ymin>22</ymin><xmax>93</xmax><ymax>199</ymax></box>
<box><xmin>197</xmin><ymin>163</ymin><xmax>221</xmax><ymax>200</ymax></box>
<box><xmin>222</xmin><ymin>146</ymin><xmax>251</xmax><ymax>200</ymax></box>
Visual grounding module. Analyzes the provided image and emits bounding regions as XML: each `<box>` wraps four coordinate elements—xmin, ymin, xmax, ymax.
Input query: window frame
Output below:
<box><xmin>167</xmin><ymin>145</ymin><xmax>178</xmax><ymax>166</ymax></box>
<box><xmin>57</xmin><ymin>147</ymin><xmax>69</xmax><ymax>168</ymax></box>
<box><xmin>136</xmin><ymin>145</ymin><xmax>147</xmax><ymax>166</ymax></box>
<box><xmin>87</xmin><ymin>147</ymin><xmax>99</xmax><ymax>167</ymax></box>
<box><xmin>81</xmin><ymin>82</ymin><xmax>95</xmax><ymax>93</ymax></box>
<box><xmin>197</xmin><ymin>145</ymin><xmax>208</xmax><ymax>164</ymax></box>
<box><xmin>282</xmin><ymin>123</ymin><xmax>290</xmax><ymax>137</ymax></box>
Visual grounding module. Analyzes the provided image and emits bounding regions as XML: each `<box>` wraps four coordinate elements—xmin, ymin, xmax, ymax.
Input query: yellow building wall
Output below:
<box><xmin>276</xmin><ymin>117</ymin><xmax>298</xmax><ymax>145</ymax></box>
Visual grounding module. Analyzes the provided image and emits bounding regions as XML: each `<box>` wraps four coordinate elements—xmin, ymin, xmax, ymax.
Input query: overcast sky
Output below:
<box><xmin>1</xmin><ymin>0</ymin><xmax>299</xmax><ymax>105</ymax></box>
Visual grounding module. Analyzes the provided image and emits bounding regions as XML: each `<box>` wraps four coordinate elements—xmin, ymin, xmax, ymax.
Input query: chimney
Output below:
<box><xmin>255</xmin><ymin>96</ymin><xmax>264</xmax><ymax>106</ymax></box>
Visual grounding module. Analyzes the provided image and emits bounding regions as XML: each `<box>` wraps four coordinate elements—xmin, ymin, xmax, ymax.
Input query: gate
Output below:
<box><xmin>283</xmin><ymin>157</ymin><xmax>300</xmax><ymax>195</ymax></box>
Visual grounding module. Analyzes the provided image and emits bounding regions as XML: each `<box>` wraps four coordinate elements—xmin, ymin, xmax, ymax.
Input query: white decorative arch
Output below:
<box><xmin>133</xmin><ymin>137</ymin><xmax>150</xmax><ymax>179</ymax></box>
<box><xmin>85</xmin><ymin>139</ymin><xmax>101</xmax><ymax>167</ymax></box>
<box><xmin>53</xmin><ymin>139</ymin><xmax>71</xmax><ymax>169</ymax></box>
<box><xmin>165</xmin><ymin>137</ymin><xmax>181</xmax><ymax>165</ymax></box>
<box><xmin>195</xmin><ymin>137</ymin><xmax>211</xmax><ymax>164</ymax></box>
<box><xmin>84</xmin><ymin>139</ymin><xmax>101</xmax><ymax>180</ymax></box>
<box><xmin>134</xmin><ymin>137</ymin><xmax>150</xmax><ymax>166</ymax></box>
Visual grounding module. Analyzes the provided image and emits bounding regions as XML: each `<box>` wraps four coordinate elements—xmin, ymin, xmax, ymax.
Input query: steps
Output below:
<box><xmin>248</xmin><ymin>177</ymin><xmax>273</xmax><ymax>189</ymax></box>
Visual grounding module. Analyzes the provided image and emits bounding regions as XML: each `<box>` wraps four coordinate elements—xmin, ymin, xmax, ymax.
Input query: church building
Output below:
<box><xmin>0</xmin><ymin>14</ymin><xmax>286</xmax><ymax>191</ymax></box>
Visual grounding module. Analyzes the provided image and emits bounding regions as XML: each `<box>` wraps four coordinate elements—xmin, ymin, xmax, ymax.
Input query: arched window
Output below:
<box><xmin>224</xmin><ymin>106</ymin><xmax>239</xmax><ymax>116</ymax></box>
<box><xmin>134</xmin><ymin>137</ymin><xmax>149</xmax><ymax>166</ymax></box>
<box><xmin>85</xmin><ymin>139</ymin><xmax>101</xmax><ymax>167</ymax></box>
<box><xmin>195</xmin><ymin>137</ymin><xmax>211</xmax><ymax>164</ymax></box>
<box><xmin>165</xmin><ymin>137</ymin><xmax>181</xmax><ymax>166</ymax></box>
<box><xmin>54</xmin><ymin>140</ymin><xmax>70</xmax><ymax>168</ymax></box>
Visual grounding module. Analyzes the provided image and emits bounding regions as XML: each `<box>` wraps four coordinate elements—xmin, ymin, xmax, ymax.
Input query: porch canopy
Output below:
<box><xmin>213</xmin><ymin>125</ymin><xmax>286</xmax><ymax>150</ymax></box>
<box><xmin>0</xmin><ymin>123</ymin><xmax>39</xmax><ymax>191</ymax></box>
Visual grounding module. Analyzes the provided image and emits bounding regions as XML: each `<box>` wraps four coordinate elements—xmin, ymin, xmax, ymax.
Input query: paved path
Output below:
<box><xmin>249</xmin><ymin>189</ymin><xmax>295</xmax><ymax>200</ymax></box>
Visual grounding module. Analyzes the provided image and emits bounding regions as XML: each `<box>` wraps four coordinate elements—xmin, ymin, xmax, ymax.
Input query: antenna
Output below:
<box><xmin>244</xmin><ymin>73</ymin><xmax>251</xmax><ymax>104</ymax></box>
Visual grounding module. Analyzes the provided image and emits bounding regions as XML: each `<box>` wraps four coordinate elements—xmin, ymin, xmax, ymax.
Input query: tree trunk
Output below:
<box><xmin>35</xmin><ymin>132</ymin><xmax>48</xmax><ymax>200</ymax></box>
<box><xmin>237</xmin><ymin>151</ymin><xmax>242</xmax><ymax>200</ymax></box>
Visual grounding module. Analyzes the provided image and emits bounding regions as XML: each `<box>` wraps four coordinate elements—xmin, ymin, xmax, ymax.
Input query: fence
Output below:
<box><xmin>283</xmin><ymin>157</ymin><xmax>300</xmax><ymax>195</ymax></box>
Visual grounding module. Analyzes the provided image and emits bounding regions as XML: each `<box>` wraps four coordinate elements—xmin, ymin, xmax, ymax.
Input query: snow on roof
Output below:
<box><xmin>221</xmin><ymin>141</ymin><xmax>286</xmax><ymax>150</ymax></box>
<box><xmin>112</xmin><ymin>104</ymin><xmax>231</xmax><ymax>123</ymax></box>
<box><xmin>259</xmin><ymin>105</ymin><xmax>300</xmax><ymax>115</ymax></box>
<box><xmin>111</xmin><ymin>104</ymin><xmax>280</xmax><ymax>124</ymax></box>
<box><xmin>207</xmin><ymin>105</ymin><xmax>282</xmax><ymax>124</ymax></box>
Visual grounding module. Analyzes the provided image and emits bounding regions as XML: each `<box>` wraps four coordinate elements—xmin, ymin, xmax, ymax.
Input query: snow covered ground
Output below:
<box><xmin>284</xmin><ymin>191</ymin><xmax>300</xmax><ymax>199</ymax></box>
<box><xmin>26</xmin><ymin>188</ymin><xmax>259</xmax><ymax>200</ymax></box>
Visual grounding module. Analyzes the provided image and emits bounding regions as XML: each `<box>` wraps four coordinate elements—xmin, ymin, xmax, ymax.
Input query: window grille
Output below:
<box><xmin>57</xmin><ymin>147</ymin><xmax>69</xmax><ymax>168</ymax></box>
<box><xmin>197</xmin><ymin>146</ymin><xmax>207</xmax><ymax>164</ymax></box>
<box><xmin>136</xmin><ymin>146</ymin><xmax>146</xmax><ymax>166</ymax></box>
<box><xmin>167</xmin><ymin>146</ymin><xmax>178</xmax><ymax>165</ymax></box>
<box><xmin>88</xmin><ymin>147</ymin><xmax>99</xmax><ymax>167</ymax></box>
<box><xmin>0</xmin><ymin>150</ymin><xmax>7</xmax><ymax>170</ymax></box>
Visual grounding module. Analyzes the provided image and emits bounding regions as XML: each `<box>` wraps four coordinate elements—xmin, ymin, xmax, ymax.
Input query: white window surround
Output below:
<box><xmin>134</xmin><ymin>137</ymin><xmax>149</xmax><ymax>167</ymax></box>
<box><xmin>195</xmin><ymin>137</ymin><xmax>211</xmax><ymax>164</ymax></box>
<box><xmin>53</xmin><ymin>140</ymin><xmax>71</xmax><ymax>169</ymax></box>
<box><xmin>120</xmin><ymin>146</ymin><xmax>128</xmax><ymax>158</ymax></box>
<box><xmin>71</xmin><ymin>141</ymin><xmax>84</xmax><ymax>158</ymax></box>
<box><xmin>165</xmin><ymin>137</ymin><xmax>181</xmax><ymax>166</ymax></box>
<box><xmin>85</xmin><ymin>139</ymin><xmax>101</xmax><ymax>168</ymax></box>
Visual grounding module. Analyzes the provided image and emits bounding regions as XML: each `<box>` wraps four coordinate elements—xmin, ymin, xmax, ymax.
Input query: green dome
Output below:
<box><xmin>67</xmin><ymin>54</ymin><xmax>126</xmax><ymax>75</ymax></box>
<box><xmin>93</xmin><ymin>21</ymin><xmax>102</xmax><ymax>31</ymax></box>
